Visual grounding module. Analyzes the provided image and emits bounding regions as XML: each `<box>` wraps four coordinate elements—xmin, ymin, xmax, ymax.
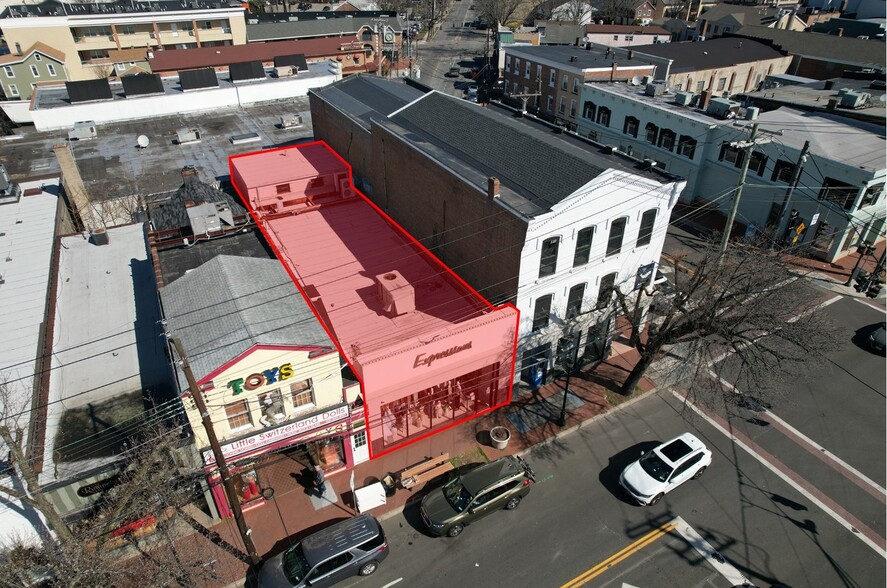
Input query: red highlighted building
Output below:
<box><xmin>230</xmin><ymin>142</ymin><xmax>519</xmax><ymax>458</ymax></box>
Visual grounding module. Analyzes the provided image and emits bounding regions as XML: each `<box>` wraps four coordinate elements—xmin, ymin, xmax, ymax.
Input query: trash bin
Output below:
<box><xmin>490</xmin><ymin>426</ymin><xmax>511</xmax><ymax>450</ymax></box>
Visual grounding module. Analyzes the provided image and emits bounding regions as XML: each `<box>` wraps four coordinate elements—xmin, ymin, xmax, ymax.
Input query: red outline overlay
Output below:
<box><xmin>229</xmin><ymin>141</ymin><xmax>519</xmax><ymax>460</ymax></box>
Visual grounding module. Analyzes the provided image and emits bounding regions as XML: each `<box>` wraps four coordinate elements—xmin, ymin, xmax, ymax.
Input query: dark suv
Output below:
<box><xmin>258</xmin><ymin>515</ymin><xmax>388</xmax><ymax>587</ymax></box>
<box><xmin>419</xmin><ymin>455</ymin><xmax>537</xmax><ymax>537</ymax></box>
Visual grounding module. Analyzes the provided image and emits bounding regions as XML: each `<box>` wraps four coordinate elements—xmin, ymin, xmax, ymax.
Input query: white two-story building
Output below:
<box><xmin>576</xmin><ymin>81</ymin><xmax>886</xmax><ymax>261</ymax></box>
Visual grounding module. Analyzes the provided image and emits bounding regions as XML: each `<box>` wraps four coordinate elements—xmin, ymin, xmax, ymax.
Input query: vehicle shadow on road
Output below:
<box><xmin>598</xmin><ymin>441</ymin><xmax>661</xmax><ymax>504</ymax></box>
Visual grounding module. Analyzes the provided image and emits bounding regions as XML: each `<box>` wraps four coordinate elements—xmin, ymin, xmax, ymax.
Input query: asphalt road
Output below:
<box><xmin>412</xmin><ymin>3</ymin><xmax>489</xmax><ymax>97</ymax></box>
<box><xmin>321</xmin><ymin>276</ymin><xmax>885</xmax><ymax>588</ymax></box>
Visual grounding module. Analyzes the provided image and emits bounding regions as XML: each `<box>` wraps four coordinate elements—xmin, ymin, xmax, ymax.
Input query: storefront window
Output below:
<box><xmin>225</xmin><ymin>399</ymin><xmax>252</xmax><ymax>431</ymax></box>
<box><xmin>291</xmin><ymin>379</ymin><xmax>314</xmax><ymax>410</ymax></box>
<box><xmin>380</xmin><ymin>363</ymin><xmax>501</xmax><ymax>446</ymax></box>
<box><xmin>233</xmin><ymin>467</ymin><xmax>261</xmax><ymax>505</ymax></box>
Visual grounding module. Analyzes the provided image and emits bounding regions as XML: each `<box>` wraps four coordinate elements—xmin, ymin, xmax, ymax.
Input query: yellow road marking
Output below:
<box><xmin>560</xmin><ymin>521</ymin><xmax>678</xmax><ymax>588</ymax></box>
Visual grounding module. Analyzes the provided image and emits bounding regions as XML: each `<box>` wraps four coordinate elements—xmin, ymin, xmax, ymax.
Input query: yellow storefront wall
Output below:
<box><xmin>182</xmin><ymin>346</ymin><xmax>344</xmax><ymax>452</ymax></box>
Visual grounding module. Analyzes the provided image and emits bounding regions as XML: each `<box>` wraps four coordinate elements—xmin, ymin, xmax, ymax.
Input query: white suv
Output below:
<box><xmin>619</xmin><ymin>433</ymin><xmax>712</xmax><ymax>506</ymax></box>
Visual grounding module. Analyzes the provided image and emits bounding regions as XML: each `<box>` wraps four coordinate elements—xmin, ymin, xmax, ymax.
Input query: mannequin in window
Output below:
<box><xmin>260</xmin><ymin>396</ymin><xmax>286</xmax><ymax>427</ymax></box>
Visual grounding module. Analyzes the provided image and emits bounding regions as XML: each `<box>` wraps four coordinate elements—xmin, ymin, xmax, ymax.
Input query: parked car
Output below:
<box><xmin>868</xmin><ymin>321</ymin><xmax>886</xmax><ymax>355</ymax></box>
<box><xmin>619</xmin><ymin>433</ymin><xmax>712</xmax><ymax>506</ymax></box>
<box><xmin>445</xmin><ymin>66</ymin><xmax>461</xmax><ymax>78</ymax></box>
<box><xmin>420</xmin><ymin>455</ymin><xmax>536</xmax><ymax>537</ymax></box>
<box><xmin>258</xmin><ymin>515</ymin><xmax>389</xmax><ymax>588</ymax></box>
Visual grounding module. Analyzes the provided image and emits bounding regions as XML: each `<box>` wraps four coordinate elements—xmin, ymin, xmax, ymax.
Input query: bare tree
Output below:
<box><xmin>590</xmin><ymin>0</ymin><xmax>636</xmax><ymax>24</ymax></box>
<box><xmin>476</xmin><ymin>0</ymin><xmax>534</xmax><ymax>27</ymax></box>
<box><xmin>91</xmin><ymin>64</ymin><xmax>115</xmax><ymax>80</ymax></box>
<box><xmin>612</xmin><ymin>238</ymin><xmax>834</xmax><ymax>408</ymax></box>
<box><xmin>1</xmin><ymin>383</ymin><xmax>223</xmax><ymax>587</ymax></box>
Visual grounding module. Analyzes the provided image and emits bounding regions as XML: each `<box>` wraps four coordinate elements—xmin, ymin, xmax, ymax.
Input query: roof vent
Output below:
<box><xmin>375</xmin><ymin>270</ymin><xmax>415</xmax><ymax>317</ymax></box>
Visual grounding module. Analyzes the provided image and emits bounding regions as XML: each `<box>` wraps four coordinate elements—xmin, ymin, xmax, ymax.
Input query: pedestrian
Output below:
<box><xmin>314</xmin><ymin>465</ymin><xmax>326</xmax><ymax>496</ymax></box>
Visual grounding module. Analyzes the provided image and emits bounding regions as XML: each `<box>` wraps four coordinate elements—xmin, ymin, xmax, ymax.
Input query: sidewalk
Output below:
<box><xmin>180</xmin><ymin>343</ymin><xmax>654</xmax><ymax>587</ymax></box>
<box><xmin>670</xmin><ymin>201</ymin><xmax>885</xmax><ymax>300</ymax></box>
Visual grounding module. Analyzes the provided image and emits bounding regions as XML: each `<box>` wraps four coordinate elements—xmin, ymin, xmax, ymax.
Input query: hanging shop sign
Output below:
<box><xmin>413</xmin><ymin>341</ymin><xmax>472</xmax><ymax>368</ymax></box>
<box><xmin>203</xmin><ymin>403</ymin><xmax>350</xmax><ymax>465</ymax></box>
<box><xmin>226</xmin><ymin>362</ymin><xmax>295</xmax><ymax>395</ymax></box>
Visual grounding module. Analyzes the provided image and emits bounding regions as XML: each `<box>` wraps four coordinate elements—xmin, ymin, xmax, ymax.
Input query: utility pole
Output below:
<box><xmin>720</xmin><ymin>123</ymin><xmax>760</xmax><ymax>254</ymax></box>
<box><xmin>771</xmin><ymin>139</ymin><xmax>810</xmax><ymax>251</ymax></box>
<box><xmin>171</xmin><ymin>337</ymin><xmax>261</xmax><ymax>566</ymax></box>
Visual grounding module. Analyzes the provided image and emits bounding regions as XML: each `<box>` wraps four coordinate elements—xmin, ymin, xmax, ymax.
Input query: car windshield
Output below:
<box><xmin>282</xmin><ymin>543</ymin><xmax>311</xmax><ymax>584</ymax></box>
<box><xmin>442</xmin><ymin>477</ymin><xmax>473</xmax><ymax>512</ymax></box>
<box><xmin>639</xmin><ymin>451</ymin><xmax>673</xmax><ymax>482</ymax></box>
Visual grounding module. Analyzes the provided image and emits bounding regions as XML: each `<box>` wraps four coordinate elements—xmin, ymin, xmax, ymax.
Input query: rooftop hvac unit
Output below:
<box><xmin>186</xmin><ymin>201</ymin><xmax>234</xmax><ymax>235</ymax></box>
<box><xmin>840</xmin><ymin>90</ymin><xmax>870</xmax><ymax>108</ymax></box>
<box><xmin>375</xmin><ymin>270</ymin><xmax>415</xmax><ymax>317</ymax></box>
<box><xmin>642</xmin><ymin>75</ymin><xmax>654</xmax><ymax>85</ymax></box>
<box><xmin>674</xmin><ymin>90</ymin><xmax>693</xmax><ymax>106</ymax></box>
<box><xmin>745</xmin><ymin>106</ymin><xmax>760</xmax><ymax>120</ymax></box>
<box><xmin>837</xmin><ymin>87</ymin><xmax>853</xmax><ymax>97</ymax></box>
<box><xmin>275</xmin><ymin>65</ymin><xmax>294</xmax><ymax>78</ymax></box>
<box><xmin>707</xmin><ymin>97</ymin><xmax>740</xmax><ymax>119</ymax></box>
<box><xmin>176</xmin><ymin>128</ymin><xmax>201</xmax><ymax>144</ymax></box>
<box><xmin>280</xmin><ymin>114</ymin><xmax>303</xmax><ymax>128</ymax></box>
<box><xmin>68</xmin><ymin>120</ymin><xmax>97</xmax><ymax>141</ymax></box>
<box><xmin>645</xmin><ymin>82</ymin><xmax>665</xmax><ymax>97</ymax></box>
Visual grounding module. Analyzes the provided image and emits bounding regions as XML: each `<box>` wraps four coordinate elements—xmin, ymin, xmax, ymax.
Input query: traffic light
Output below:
<box><xmin>867</xmin><ymin>279</ymin><xmax>883</xmax><ymax>299</ymax></box>
<box><xmin>854</xmin><ymin>269</ymin><xmax>870</xmax><ymax>292</ymax></box>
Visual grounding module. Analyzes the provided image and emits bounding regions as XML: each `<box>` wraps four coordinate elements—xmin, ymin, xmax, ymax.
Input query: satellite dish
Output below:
<box><xmin>630</xmin><ymin>76</ymin><xmax>641</xmax><ymax>86</ymax></box>
<box><xmin>879</xmin><ymin>94</ymin><xmax>886</xmax><ymax>103</ymax></box>
<box><xmin>137</xmin><ymin>135</ymin><xmax>149</xmax><ymax>149</ymax></box>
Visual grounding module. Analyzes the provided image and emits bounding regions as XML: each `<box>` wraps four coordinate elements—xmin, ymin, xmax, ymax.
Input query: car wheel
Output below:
<box><xmin>446</xmin><ymin>524</ymin><xmax>464</xmax><ymax>537</ymax></box>
<box><xmin>648</xmin><ymin>493</ymin><xmax>664</xmax><ymax>506</ymax></box>
<box><xmin>692</xmin><ymin>466</ymin><xmax>707</xmax><ymax>480</ymax></box>
<box><xmin>505</xmin><ymin>496</ymin><xmax>521</xmax><ymax>510</ymax></box>
<box><xmin>359</xmin><ymin>561</ymin><xmax>379</xmax><ymax>576</ymax></box>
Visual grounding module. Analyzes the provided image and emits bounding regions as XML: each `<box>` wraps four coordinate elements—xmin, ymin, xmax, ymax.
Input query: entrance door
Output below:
<box><xmin>351</xmin><ymin>428</ymin><xmax>369</xmax><ymax>464</ymax></box>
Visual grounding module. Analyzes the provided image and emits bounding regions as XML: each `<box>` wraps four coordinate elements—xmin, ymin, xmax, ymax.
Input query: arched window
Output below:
<box><xmin>596</xmin><ymin>273</ymin><xmax>617</xmax><ymax>310</ymax></box>
<box><xmin>677</xmin><ymin>135</ymin><xmax>697</xmax><ymax>159</ymax></box>
<box><xmin>606</xmin><ymin>217</ymin><xmax>627</xmax><ymax>256</ymax></box>
<box><xmin>658</xmin><ymin>128</ymin><xmax>676</xmax><ymax>151</ymax></box>
<box><xmin>623</xmin><ymin>116</ymin><xmax>639</xmax><ymax>137</ymax></box>
<box><xmin>636</xmin><ymin>209</ymin><xmax>657</xmax><ymax>247</ymax></box>
<box><xmin>597</xmin><ymin>107</ymin><xmax>611</xmax><ymax>127</ymax></box>
<box><xmin>645</xmin><ymin>122</ymin><xmax>658</xmax><ymax>144</ymax></box>
<box><xmin>566</xmin><ymin>283</ymin><xmax>586</xmax><ymax>319</ymax></box>
<box><xmin>539</xmin><ymin>236</ymin><xmax>559</xmax><ymax>278</ymax></box>
<box><xmin>532</xmin><ymin>294</ymin><xmax>553</xmax><ymax>331</ymax></box>
<box><xmin>582</xmin><ymin>101</ymin><xmax>596</xmax><ymax>120</ymax></box>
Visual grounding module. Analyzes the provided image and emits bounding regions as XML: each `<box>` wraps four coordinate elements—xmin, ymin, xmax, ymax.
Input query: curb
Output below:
<box><xmin>376</xmin><ymin>383</ymin><xmax>662</xmax><ymax>525</ymax></box>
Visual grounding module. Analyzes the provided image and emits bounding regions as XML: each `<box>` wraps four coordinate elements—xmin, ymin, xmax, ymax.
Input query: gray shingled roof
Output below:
<box><xmin>732</xmin><ymin>26</ymin><xmax>887</xmax><ymax>69</ymax></box>
<box><xmin>390</xmin><ymin>92</ymin><xmax>607</xmax><ymax>212</ymax></box>
<box><xmin>160</xmin><ymin>255</ymin><xmax>334</xmax><ymax>383</ymax></box>
<box><xmin>310</xmin><ymin>74</ymin><xmax>426</xmax><ymax>130</ymax></box>
<box><xmin>695</xmin><ymin>3</ymin><xmax>784</xmax><ymax>27</ymax></box>
<box><xmin>247</xmin><ymin>17</ymin><xmax>404</xmax><ymax>42</ymax></box>
<box><xmin>538</xmin><ymin>22</ymin><xmax>584</xmax><ymax>45</ymax></box>
<box><xmin>629</xmin><ymin>37</ymin><xmax>787</xmax><ymax>74</ymax></box>
<box><xmin>147</xmin><ymin>174</ymin><xmax>247</xmax><ymax>233</ymax></box>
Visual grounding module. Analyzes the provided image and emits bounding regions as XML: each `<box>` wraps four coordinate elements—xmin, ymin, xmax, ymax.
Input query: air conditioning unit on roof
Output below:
<box><xmin>375</xmin><ymin>270</ymin><xmax>415</xmax><ymax>316</ymax></box>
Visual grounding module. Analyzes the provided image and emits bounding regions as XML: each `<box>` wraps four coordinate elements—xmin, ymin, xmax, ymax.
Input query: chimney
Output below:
<box><xmin>824</xmin><ymin>80</ymin><xmax>834</xmax><ymax>90</ymax></box>
<box><xmin>700</xmin><ymin>89</ymin><xmax>712</xmax><ymax>110</ymax></box>
<box><xmin>487</xmin><ymin>176</ymin><xmax>500</xmax><ymax>199</ymax></box>
<box><xmin>836</xmin><ymin>28</ymin><xmax>843</xmax><ymax>37</ymax></box>
<box><xmin>827</xmin><ymin>98</ymin><xmax>838</xmax><ymax>110</ymax></box>
<box><xmin>570</xmin><ymin>55</ymin><xmax>578</xmax><ymax>62</ymax></box>
<box><xmin>628</xmin><ymin>50</ymin><xmax>634</xmax><ymax>60</ymax></box>
<box><xmin>181</xmin><ymin>165</ymin><xmax>199</xmax><ymax>185</ymax></box>
<box><xmin>610</xmin><ymin>61</ymin><xmax>617</xmax><ymax>82</ymax></box>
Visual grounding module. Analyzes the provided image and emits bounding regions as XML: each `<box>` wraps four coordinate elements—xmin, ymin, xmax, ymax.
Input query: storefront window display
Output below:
<box><xmin>233</xmin><ymin>467</ymin><xmax>262</xmax><ymax>506</ymax></box>
<box><xmin>381</xmin><ymin>363</ymin><xmax>501</xmax><ymax>446</ymax></box>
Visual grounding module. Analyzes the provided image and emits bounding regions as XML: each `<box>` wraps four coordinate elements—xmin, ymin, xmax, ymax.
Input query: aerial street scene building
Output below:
<box><xmin>0</xmin><ymin>0</ymin><xmax>884</xmax><ymax>586</ymax></box>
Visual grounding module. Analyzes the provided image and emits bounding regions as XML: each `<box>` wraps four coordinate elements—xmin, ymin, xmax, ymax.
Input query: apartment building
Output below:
<box><xmin>576</xmin><ymin>82</ymin><xmax>885</xmax><ymax>262</ymax></box>
<box><xmin>0</xmin><ymin>1</ymin><xmax>247</xmax><ymax>82</ymax></box>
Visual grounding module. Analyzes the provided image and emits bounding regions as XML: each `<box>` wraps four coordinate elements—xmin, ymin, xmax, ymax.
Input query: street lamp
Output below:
<box><xmin>556</xmin><ymin>333</ymin><xmax>580</xmax><ymax>427</ymax></box>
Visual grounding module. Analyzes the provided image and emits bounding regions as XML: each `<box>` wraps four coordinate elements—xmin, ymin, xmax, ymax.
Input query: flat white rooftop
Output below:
<box><xmin>41</xmin><ymin>222</ymin><xmax>170</xmax><ymax>485</ymax></box>
<box><xmin>0</xmin><ymin>179</ymin><xmax>58</xmax><ymax>549</ymax></box>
